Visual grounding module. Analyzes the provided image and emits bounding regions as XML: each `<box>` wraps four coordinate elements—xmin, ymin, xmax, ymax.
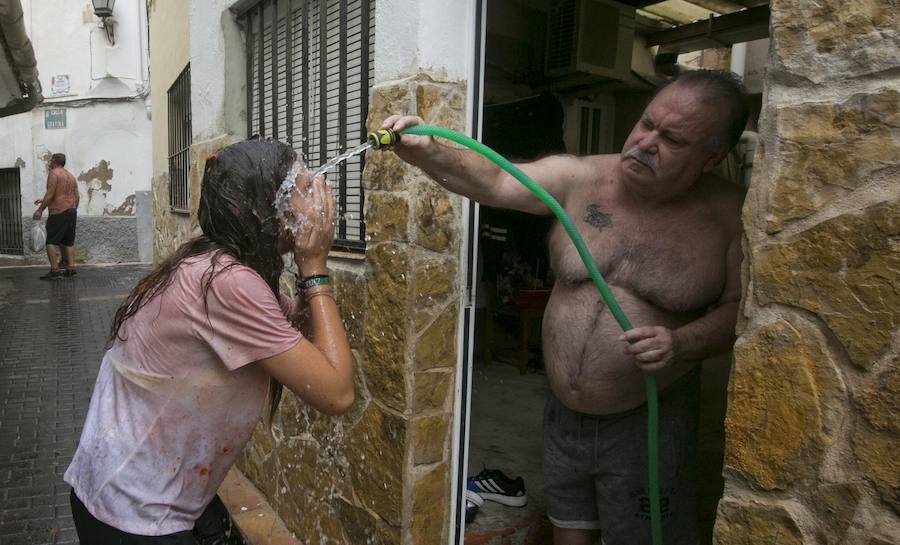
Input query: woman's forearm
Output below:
<box><xmin>303</xmin><ymin>288</ymin><xmax>352</xmax><ymax>374</ymax></box>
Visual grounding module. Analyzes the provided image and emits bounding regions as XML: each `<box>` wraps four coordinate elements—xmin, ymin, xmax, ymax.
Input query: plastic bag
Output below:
<box><xmin>31</xmin><ymin>221</ymin><xmax>46</xmax><ymax>252</ymax></box>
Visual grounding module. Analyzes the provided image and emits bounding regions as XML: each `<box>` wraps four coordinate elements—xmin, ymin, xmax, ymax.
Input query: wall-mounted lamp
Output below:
<box><xmin>91</xmin><ymin>0</ymin><xmax>116</xmax><ymax>45</ymax></box>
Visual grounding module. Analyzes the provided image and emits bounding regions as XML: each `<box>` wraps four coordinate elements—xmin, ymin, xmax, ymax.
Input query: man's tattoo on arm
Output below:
<box><xmin>584</xmin><ymin>204</ymin><xmax>612</xmax><ymax>230</ymax></box>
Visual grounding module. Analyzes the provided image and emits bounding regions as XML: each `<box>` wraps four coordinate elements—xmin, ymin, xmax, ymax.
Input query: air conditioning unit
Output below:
<box><xmin>545</xmin><ymin>0</ymin><xmax>636</xmax><ymax>82</ymax></box>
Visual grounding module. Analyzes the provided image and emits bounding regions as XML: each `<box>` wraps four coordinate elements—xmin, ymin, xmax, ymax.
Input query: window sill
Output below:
<box><xmin>328</xmin><ymin>249</ymin><xmax>365</xmax><ymax>261</ymax></box>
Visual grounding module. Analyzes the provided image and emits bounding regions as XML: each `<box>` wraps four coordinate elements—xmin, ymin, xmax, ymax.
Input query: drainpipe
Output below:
<box><xmin>0</xmin><ymin>0</ymin><xmax>42</xmax><ymax>117</ymax></box>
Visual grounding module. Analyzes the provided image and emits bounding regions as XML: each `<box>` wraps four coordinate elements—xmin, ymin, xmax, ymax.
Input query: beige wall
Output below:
<box><xmin>148</xmin><ymin>0</ymin><xmax>189</xmax><ymax>179</ymax></box>
<box><xmin>715</xmin><ymin>0</ymin><xmax>900</xmax><ymax>543</ymax></box>
<box><xmin>148</xmin><ymin>0</ymin><xmax>192</xmax><ymax>262</ymax></box>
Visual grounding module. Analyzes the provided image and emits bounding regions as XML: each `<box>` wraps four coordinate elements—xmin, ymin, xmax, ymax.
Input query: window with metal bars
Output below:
<box><xmin>0</xmin><ymin>168</ymin><xmax>23</xmax><ymax>255</ymax></box>
<box><xmin>167</xmin><ymin>65</ymin><xmax>192</xmax><ymax>212</ymax></box>
<box><xmin>237</xmin><ymin>0</ymin><xmax>374</xmax><ymax>250</ymax></box>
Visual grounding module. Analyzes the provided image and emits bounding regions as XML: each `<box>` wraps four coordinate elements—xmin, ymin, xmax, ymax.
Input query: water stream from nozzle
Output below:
<box><xmin>312</xmin><ymin>141</ymin><xmax>373</xmax><ymax>179</ymax></box>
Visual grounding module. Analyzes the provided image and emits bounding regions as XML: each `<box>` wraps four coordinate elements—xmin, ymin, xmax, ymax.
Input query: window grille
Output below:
<box><xmin>167</xmin><ymin>65</ymin><xmax>192</xmax><ymax>212</ymax></box>
<box><xmin>238</xmin><ymin>0</ymin><xmax>374</xmax><ymax>249</ymax></box>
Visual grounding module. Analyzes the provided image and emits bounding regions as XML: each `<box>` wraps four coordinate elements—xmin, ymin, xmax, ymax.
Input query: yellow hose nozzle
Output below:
<box><xmin>367</xmin><ymin>129</ymin><xmax>400</xmax><ymax>149</ymax></box>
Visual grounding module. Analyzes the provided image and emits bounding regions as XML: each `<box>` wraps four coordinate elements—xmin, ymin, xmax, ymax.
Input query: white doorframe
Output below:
<box><xmin>449</xmin><ymin>0</ymin><xmax>486</xmax><ymax>543</ymax></box>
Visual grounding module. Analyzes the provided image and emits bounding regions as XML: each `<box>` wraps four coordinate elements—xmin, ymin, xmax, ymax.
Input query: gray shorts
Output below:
<box><xmin>543</xmin><ymin>369</ymin><xmax>700</xmax><ymax>545</ymax></box>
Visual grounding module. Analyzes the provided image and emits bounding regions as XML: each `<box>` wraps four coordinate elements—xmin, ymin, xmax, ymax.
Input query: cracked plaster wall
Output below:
<box><xmin>0</xmin><ymin>0</ymin><xmax>152</xmax><ymax>264</ymax></box>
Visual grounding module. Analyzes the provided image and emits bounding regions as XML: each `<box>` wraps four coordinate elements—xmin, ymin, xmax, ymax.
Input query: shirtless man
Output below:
<box><xmin>33</xmin><ymin>153</ymin><xmax>80</xmax><ymax>279</ymax></box>
<box><xmin>383</xmin><ymin>70</ymin><xmax>748</xmax><ymax>544</ymax></box>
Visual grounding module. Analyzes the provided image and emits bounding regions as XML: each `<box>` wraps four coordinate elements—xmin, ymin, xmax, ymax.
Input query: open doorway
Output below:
<box><xmin>460</xmin><ymin>1</ymin><xmax>767</xmax><ymax>544</ymax></box>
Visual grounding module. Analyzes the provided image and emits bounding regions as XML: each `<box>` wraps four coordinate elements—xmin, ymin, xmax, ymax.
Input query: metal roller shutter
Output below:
<box><xmin>241</xmin><ymin>0</ymin><xmax>374</xmax><ymax>250</ymax></box>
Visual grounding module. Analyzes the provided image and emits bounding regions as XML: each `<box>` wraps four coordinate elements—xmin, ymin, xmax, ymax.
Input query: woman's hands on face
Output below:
<box><xmin>287</xmin><ymin>171</ymin><xmax>335</xmax><ymax>276</ymax></box>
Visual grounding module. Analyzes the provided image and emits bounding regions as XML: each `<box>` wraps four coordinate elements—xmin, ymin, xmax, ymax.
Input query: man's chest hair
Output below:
<box><xmin>549</xmin><ymin>200</ymin><xmax>727</xmax><ymax>312</ymax></box>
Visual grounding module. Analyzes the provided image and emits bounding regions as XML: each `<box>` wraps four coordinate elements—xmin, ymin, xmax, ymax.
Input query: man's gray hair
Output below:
<box><xmin>657</xmin><ymin>69</ymin><xmax>749</xmax><ymax>154</ymax></box>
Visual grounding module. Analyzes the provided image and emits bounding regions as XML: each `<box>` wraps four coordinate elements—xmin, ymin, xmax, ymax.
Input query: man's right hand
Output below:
<box><xmin>380</xmin><ymin>115</ymin><xmax>434</xmax><ymax>165</ymax></box>
<box><xmin>378</xmin><ymin>113</ymin><xmax>569</xmax><ymax>217</ymax></box>
<box><xmin>32</xmin><ymin>210</ymin><xmax>42</xmax><ymax>220</ymax></box>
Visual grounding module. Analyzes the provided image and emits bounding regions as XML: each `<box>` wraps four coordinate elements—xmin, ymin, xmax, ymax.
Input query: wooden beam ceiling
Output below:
<box><xmin>686</xmin><ymin>0</ymin><xmax>747</xmax><ymax>13</ymax></box>
<box><xmin>615</xmin><ymin>0</ymin><xmax>767</xmax><ymax>7</ymax></box>
<box><xmin>645</xmin><ymin>3</ymin><xmax>770</xmax><ymax>52</ymax></box>
<box><xmin>639</xmin><ymin>0</ymin><xmax>718</xmax><ymax>25</ymax></box>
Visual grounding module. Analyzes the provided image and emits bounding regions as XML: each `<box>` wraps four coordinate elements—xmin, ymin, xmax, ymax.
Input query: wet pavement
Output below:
<box><xmin>0</xmin><ymin>264</ymin><xmax>151</xmax><ymax>545</ymax></box>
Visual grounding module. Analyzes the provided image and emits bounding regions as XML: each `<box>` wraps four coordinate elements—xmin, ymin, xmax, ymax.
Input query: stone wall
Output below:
<box><xmin>150</xmin><ymin>137</ymin><xmax>227</xmax><ymax>262</ymax></box>
<box><xmin>715</xmin><ymin>1</ymin><xmax>899</xmax><ymax>543</ymax></box>
<box><xmin>237</xmin><ymin>75</ymin><xmax>467</xmax><ymax>545</ymax></box>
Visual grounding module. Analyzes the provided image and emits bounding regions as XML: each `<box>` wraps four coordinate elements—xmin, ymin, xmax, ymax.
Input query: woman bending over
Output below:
<box><xmin>64</xmin><ymin>139</ymin><xmax>352</xmax><ymax>544</ymax></box>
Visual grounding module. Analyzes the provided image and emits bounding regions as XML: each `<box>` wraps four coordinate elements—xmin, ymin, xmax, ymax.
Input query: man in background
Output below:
<box><xmin>33</xmin><ymin>152</ymin><xmax>79</xmax><ymax>279</ymax></box>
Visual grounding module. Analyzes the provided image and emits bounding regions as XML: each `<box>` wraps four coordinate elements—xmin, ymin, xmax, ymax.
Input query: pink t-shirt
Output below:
<box><xmin>64</xmin><ymin>252</ymin><xmax>302</xmax><ymax>535</ymax></box>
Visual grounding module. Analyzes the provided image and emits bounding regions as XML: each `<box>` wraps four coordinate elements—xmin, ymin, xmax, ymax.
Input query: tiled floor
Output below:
<box><xmin>0</xmin><ymin>264</ymin><xmax>150</xmax><ymax>545</ymax></box>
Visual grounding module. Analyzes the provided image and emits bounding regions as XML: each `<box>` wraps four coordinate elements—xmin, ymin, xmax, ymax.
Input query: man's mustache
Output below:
<box><xmin>622</xmin><ymin>148</ymin><xmax>658</xmax><ymax>174</ymax></box>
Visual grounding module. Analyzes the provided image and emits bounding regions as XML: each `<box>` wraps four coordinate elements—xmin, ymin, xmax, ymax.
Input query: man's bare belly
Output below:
<box><xmin>542</xmin><ymin>282</ymin><xmax>700</xmax><ymax>415</ymax></box>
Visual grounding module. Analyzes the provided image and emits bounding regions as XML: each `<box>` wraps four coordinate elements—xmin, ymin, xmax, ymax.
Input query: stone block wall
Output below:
<box><xmin>715</xmin><ymin>1</ymin><xmax>899</xmax><ymax>543</ymax></box>
<box><xmin>236</xmin><ymin>74</ymin><xmax>468</xmax><ymax>545</ymax></box>
<box><xmin>151</xmin><ymin>136</ymin><xmax>233</xmax><ymax>263</ymax></box>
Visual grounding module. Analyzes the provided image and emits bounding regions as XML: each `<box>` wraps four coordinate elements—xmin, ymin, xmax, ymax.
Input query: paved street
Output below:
<box><xmin>0</xmin><ymin>264</ymin><xmax>151</xmax><ymax>545</ymax></box>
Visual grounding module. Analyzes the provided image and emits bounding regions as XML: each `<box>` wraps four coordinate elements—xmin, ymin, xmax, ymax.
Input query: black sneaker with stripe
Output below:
<box><xmin>466</xmin><ymin>468</ymin><xmax>527</xmax><ymax>507</ymax></box>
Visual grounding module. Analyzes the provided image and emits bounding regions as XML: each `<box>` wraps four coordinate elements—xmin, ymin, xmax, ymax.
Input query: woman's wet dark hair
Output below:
<box><xmin>108</xmin><ymin>139</ymin><xmax>296</xmax><ymax>425</ymax></box>
<box><xmin>198</xmin><ymin>139</ymin><xmax>295</xmax><ymax>293</ymax></box>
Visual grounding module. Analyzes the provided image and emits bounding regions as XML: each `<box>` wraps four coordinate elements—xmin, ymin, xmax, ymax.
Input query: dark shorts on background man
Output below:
<box><xmin>46</xmin><ymin>207</ymin><xmax>77</xmax><ymax>246</ymax></box>
<box><xmin>543</xmin><ymin>368</ymin><xmax>701</xmax><ymax>545</ymax></box>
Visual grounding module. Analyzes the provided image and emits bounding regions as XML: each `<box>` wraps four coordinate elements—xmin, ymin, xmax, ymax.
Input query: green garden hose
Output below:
<box><xmin>370</xmin><ymin>125</ymin><xmax>664</xmax><ymax>544</ymax></box>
